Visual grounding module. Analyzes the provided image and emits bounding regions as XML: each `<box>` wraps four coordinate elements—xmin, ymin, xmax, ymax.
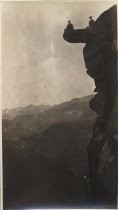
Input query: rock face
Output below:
<box><xmin>63</xmin><ymin>5</ymin><xmax>117</xmax><ymax>201</ymax></box>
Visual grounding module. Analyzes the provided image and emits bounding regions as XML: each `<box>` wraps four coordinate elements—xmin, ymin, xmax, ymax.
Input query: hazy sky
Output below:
<box><xmin>2</xmin><ymin>1</ymin><xmax>116</xmax><ymax>109</ymax></box>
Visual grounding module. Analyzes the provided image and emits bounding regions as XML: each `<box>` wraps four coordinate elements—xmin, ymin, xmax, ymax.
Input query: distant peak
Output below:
<box><xmin>71</xmin><ymin>97</ymin><xmax>78</xmax><ymax>102</ymax></box>
<box><xmin>71</xmin><ymin>95</ymin><xmax>93</xmax><ymax>103</ymax></box>
<box><xmin>27</xmin><ymin>104</ymin><xmax>35</xmax><ymax>108</ymax></box>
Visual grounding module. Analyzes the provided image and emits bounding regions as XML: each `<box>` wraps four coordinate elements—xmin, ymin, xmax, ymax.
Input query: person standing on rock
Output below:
<box><xmin>89</xmin><ymin>16</ymin><xmax>95</xmax><ymax>28</ymax></box>
<box><xmin>67</xmin><ymin>20</ymin><xmax>74</xmax><ymax>30</ymax></box>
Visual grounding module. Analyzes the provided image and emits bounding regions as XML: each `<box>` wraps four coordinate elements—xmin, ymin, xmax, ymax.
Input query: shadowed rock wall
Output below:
<box><xmin>63</xmin><ymin>4</ymin><xmax>117</xmax><ymax>200</ymax></box>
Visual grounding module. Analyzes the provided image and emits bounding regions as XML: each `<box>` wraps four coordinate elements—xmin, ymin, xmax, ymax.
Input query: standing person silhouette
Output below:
<box><xmin>89</xmin><ymin>16</ymin><xmax>95</xmax><ymax>28</ymax></box>
<box><xmin>67</xmin><ymin>20</ymin><xmax>74</xmax><ymax>30</ymax></box>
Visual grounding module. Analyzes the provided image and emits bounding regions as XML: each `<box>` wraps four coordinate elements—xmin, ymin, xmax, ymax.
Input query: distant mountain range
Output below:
<box><xmin>2</xmin><ymin>104</ymin><xmax>51</xmax><ymax>120</ymax></box>
<box><xmin>3</xmin><ymin>94</ymin><xmax>117</xmax><ymax>208</ymax></box>
<box><xmin>2</xmin><ymin>95</ymin><xmax>95</xmax><ymax>141</ymax></box>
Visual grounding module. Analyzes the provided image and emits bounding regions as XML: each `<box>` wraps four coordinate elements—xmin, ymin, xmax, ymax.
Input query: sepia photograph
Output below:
<box><xmin>2</xmin><ymin>0</ymin><xmax>117</xmax><ymax>209</ymax></box>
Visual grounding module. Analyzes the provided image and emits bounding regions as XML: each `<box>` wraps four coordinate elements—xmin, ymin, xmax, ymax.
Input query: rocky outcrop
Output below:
<box><xmin>63</xmin><ymin>5</ymin><xmax>117</xmax><ymax>202</ymax></box>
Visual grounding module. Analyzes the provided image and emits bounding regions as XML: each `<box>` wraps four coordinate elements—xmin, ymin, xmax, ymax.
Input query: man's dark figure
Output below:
<box><xmin>89</xmin><ymin>16</ymin><xmax>95</xmax><ymax>28</ymax></box>
<box><xmin>67</xmin><ymin>20</ymin><xmax>74</xmax><ymax>30</ymax></box>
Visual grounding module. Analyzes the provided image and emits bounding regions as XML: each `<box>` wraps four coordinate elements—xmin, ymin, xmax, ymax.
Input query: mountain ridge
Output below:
<box><xmin>3</xmin><ymin>94</ymin><xmax>117</xmax><ymax>208</ymax></box>
<box><xmin>2</xmin><ymin>104</ymin><xmax>51</xmax><ymax>120</ymax></box>
<box><xmin>3</xmin><ymin>95</ymin><xmax>96</xmax><ymax>141</ymax></box>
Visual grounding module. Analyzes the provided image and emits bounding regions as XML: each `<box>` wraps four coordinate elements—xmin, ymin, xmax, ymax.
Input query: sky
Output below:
<box><xmin>2</xmin><ymin>1</ymin><xmax>116</xmax><ymax>109</ymax></box>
